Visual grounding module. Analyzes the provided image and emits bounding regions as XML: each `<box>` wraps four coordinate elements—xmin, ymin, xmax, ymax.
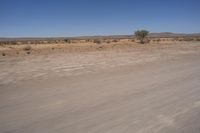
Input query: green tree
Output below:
<box><xmin>134</xmin><ymin>30</ymin><xmax>149</xmax><ymax>44</ymax></box>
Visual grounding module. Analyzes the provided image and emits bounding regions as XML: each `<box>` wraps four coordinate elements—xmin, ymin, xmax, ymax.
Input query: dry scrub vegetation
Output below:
<box><xmin>0</xmin><ymin>36</ymin><xmax>200</xmax><ymax>56</ymax></box>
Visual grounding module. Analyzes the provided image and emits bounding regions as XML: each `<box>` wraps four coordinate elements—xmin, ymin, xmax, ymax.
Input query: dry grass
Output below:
<box><xmin>0</xmin><ymin>37</ymin><xmax>200</xmax><ymax>56</ymax></box>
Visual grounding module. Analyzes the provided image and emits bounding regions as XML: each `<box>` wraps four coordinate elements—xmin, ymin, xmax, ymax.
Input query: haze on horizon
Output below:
<box><xmin>0</xmin><ymin>0</ymin><xmax>200</xmax><ymax>37</ymax></box>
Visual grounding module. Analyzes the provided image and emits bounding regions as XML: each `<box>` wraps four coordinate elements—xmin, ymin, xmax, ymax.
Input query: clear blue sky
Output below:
<box><xmin>0</xmin><ymin>0</ymin><xmax>200</xmax><ymax>37</ymax></box>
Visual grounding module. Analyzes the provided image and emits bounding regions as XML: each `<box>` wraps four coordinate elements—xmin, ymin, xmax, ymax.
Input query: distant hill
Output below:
<box><xmin>148</xmin><ymin>32</ymin><xmax>200</xmax><ymax>37</ymax></box>
<box><xmin>1</xmin><ymin>33</ymin><xmax>200</xmax><ymax>42</ymax></box>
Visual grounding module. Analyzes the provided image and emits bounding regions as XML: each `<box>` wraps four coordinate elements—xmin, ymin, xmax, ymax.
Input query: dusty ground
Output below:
<box><xmin>0</xmin><ymin>42</ymin><xmax>200</xmax><ymax>133</ymax></box>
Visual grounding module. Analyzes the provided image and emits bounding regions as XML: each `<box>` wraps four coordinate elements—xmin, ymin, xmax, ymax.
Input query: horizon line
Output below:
<box><xmin>1</xmin><ymin>32</ymin><xmax>200</xmax><ymax>39</ymax></box>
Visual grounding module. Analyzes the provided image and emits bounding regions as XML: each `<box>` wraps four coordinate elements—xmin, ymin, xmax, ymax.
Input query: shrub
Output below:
<box><xmin>93</xmin><ymin>39</ymin><xmax>101</xmax><ymax>44</ymax></box>
<box><xmin>85</xmin><ymin>39</ymin><xmax>90</xmax><ymax>42</ymax></box>
<box><xmin>64</xmin><ymin>39</ymin><xmax>71</xmax><ymax>43</ymax></box>
<box><xmin>156</xmin><ymin>39</ymin><xmax>161</xmax><ymax>42</ymax></box>
<box><xmin>183</xmin><ymin>38</ymin><xmax>193</xmax><ymax>41</ymax></box>
<box><xmin>178</xmin><ymin>38</ymin><xmax>183</xmax><ymax>41</ymax></box>
<box><xmin>106</xmin><ymin>40</ymin><xmax>111</xmax><ymax>43</ymax></box>
<box><xmin>2</xmin><ymin>53</ymin><xmax>6</xmax><ymax>56</ymax></box>
<box><xmin>112</xmin><ymin>39</ymin><xmax>119</xmax><ymax>43</ymax></box>
<box><xmin>23</xmin><ymin>45</ymin><xmax>32</xmax><ymax>51</ymax></box>
<box><xmin>134</xmin><ymin>30</ymin><xmax>149</xmax><ymax>44</ymax></box>
<box><xmin>98</xmin><ymin>46</ymin><xmax>103</xmax><ymax>49</ymax></box>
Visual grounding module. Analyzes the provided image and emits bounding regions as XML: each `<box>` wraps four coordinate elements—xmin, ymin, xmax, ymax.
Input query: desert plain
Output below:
<box><xmin>0</xmin><ymin>38</ymin><xmax>200</xmax><ymax>133</ymax></box>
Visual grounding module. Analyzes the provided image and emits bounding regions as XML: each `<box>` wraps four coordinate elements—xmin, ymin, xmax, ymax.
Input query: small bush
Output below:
<box><xmin>23</xmin><ymin>45</ymin><xmax>32</xmax><ymax>51</ymax></box>
<box><xmin>196</xmin><ymin>38</ymin><xmax>200</xmax><ymax>41</ymax></box>
<box><xmin>178</xmin><ymin>38</ymin><xmax>183</xmax><ymax>41</ymax></box>
<box><xmin>2</xmin><ymin>53</ymin><xmax>6</xmax><ymax>56</ymax></box>
<box><xmin>174</xmin><ymin>38</ymin><xmax>179</xmax><ymax>41</ymax></box>
<box><xmin>85</xmin><ymin>39</ymin><xmax>90</xmax><ymax>42</ymax></box>
<box><xmin>183</xmin><ymin>38</ymin><xmax>194</xmax><ymax>41</ymax></box>
<box><xmin>93</xmin><ymin>39</ymin><xmax>101</xmax><ymax>44</ymax></box>
<box><xmin>112</xmin><ymin>39</ymin><xmax>118</xmax><ymax>43</ymax></box>
<box><xmin>98</xmin><ymin>46</ymin><xmax>103</xmax><ymax>49</ymax></box>
<box><xmin>156</xmin><ymin>39</ymin><xmax>161</xmax><ymax>42</ymax></box>
<box><xmin>106</xmin><ymin>40</ymin><xmax>111</xmax><ymax>43</ymax></box>
<box><xmin>64</xmin><ymin>39</ymin><xmax>71</xmax><ymax>43</ymax></box>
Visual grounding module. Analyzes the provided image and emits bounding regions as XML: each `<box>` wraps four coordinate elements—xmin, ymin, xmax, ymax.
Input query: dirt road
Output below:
<box><xmin>1</xmin><ymin>43</ymin><xmax>200</xmax><ymax>133</ymax></box>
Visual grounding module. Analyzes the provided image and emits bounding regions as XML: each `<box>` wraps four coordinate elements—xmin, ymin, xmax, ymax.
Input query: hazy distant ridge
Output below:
<box><xmin>1</xmin><ymin>33</ymin><xmax>200</xmax><ymax>41</ymax></box>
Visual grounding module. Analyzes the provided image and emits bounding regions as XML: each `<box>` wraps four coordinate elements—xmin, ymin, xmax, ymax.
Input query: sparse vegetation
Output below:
<box><xmin>106</xmin><ymin>40</ymin><xmax>111</xmax><ymax>43</ymax></box>
<box><xmin>134</xmin><ymin>30</ymin><xmax>149</xmax><ymax>44</ymax></box>
<box><xmin>98</xmin><ymin>46</ymin><xmax>103</xmax><ymax>49</ymax></box>
<box><xmin>112</xmin><ymin>39</ymin><xmax>119</xmax><ymax>43</ymax></box>
<box><xmin>131</xmin><ymin>39</ymin><xmax>135</xmax><ymax>42</ymax></box>
<box><xmin>156</xmin><ymin>39</ymin><xmax>161</xmax><ymax>42</ymax></box>
<box><xmin>93</xmin><ymin>39</ymin><xmax>101</xmax><ymax>44</ymax></box>
<box><xmin>183</xmin><ymin>38</ymin><xmax>194</xmax><ymax>41</ymax></box>
<box><xmin>0</xmin><ymin>34</ymin><xmax>200</xmax><ymax>56</ymax></box>
<box><xmin>23</xmin><ymin>45</ymin><xmax>32</xmax><ymax>51</ymax></box>
<box><xmin>64</xmin><ymin>39</ymin><xmax>71</xmax><ymax>43</ymax></box>
<box><xmin>85</xmin><ymin>39</ymin><xmax>90</xmax><ymax>42</ymax></box>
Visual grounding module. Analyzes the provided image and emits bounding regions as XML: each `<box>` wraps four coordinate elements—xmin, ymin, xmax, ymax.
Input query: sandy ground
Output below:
<box><xmin>0</xmin><ymin>42</ymin><xmax>200</xmax><ymax>133</ymax></box>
